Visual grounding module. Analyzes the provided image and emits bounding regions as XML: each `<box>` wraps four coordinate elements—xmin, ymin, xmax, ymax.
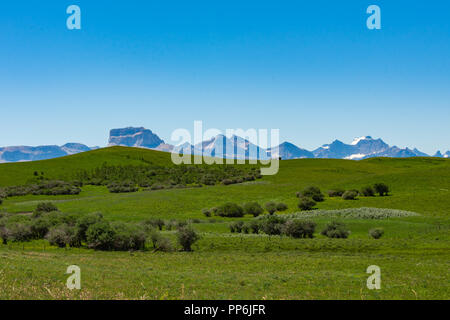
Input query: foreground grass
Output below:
<box><xmin>0</xmin><ymin>216</ymin><xmax>448</xmax><ymax>300</ymax></box>
<box><xmin>1</xmin><ymin>239</ymin><xmax>448</xmax><ymax>300</ymax></box>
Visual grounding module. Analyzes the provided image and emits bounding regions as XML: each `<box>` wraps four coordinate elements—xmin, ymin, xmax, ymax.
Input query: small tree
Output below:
<box><xmin>265</xmin><ymin>201</ymin><xmax>278</xmax><ymax>215</ymax></box>
<box><xmin>259</xmin><ymin>215</ymin><xmax>286</xmax><ymax>235</ymax></box>
<box><xmin>215</xmin><ymin>203</ymin><xmax>244</xmax><ymax>217</ymax></box>
<box><xmin>230</xmin><ymin>221</ymin><xmax>244</xmax><ymax>233</ymax></box>
<box><xmin>8</xmin><ymin>223</ymin><xmax>33</xmax><ymax>242</ymax></box>
<box><xmin>86</xmin><ymin>221</ymin><xmax>116</xmax><ymax>250</ymax></box>
<box><xmin>276</xmin><ymin>202</ymin><xmax>288</xmax><ymax>212</ymax></box>
<box><xmin>369</xmin><ymin>228</ymin><xmax>384</xmax><ymax>239</ymax></box>
<box><xmin>298</xmin><ymin>186</ymin><xmax>324</xmax><ymax>202</ymax></box>
<box><xmin>177</xmin><ymin>226</ymin><xmax>200</xmax><ymax>252</ymax></box>
<box><xmin>374</xmin><ymin>183</ymin><xmax>389</xmax><ymax>196</ymax></box>
<box><xmin>46</xmin><ymin>224</ymin><xmax>75</xmax><ymax>248</ymax></box>
<box><xmin>321</xmin><ymin>221</ymin><xmax>350</xmax><ymax>239</ymax></box>
<box><xmin>342</xmin><ymin>190</ymin><xmax>358</xmax><ymax>200</ymax></box>
<box><xmin>243</xmin><ymin>202</ymin><xmax>264</xmax><ymax>217</ymax></box>
<box><xmin>35</xmin><ymin>202</ymin><xmax>58</xmax><ymax>214</ymax></box>
<box><xmin>360</xmin><ymin>186</ymin><xmax>375</xmax><ymax>197</ymax></box>
<box><xmin>248</xmin><ymin>220</ymin><xmax>261</xmax><ymax>234</ymax></box>
<box><xmin>202</xmin><ymin>208</ymin><xmax>212</xmax><ymax>217</ymax></box>
<box><xmin>282</xmin><ymin>220</ymin><xmax>316</xmax><ymax>238</ymax></box>
<box><xmin>75</xmin><ymin>212</ymin><xmax>104</xmax><ymax>242</ymax></box>
<box><xmin>327</xmin><ymin>189</ymin><xmax>345</xmax><ymax>197</ymax></box>
<box><xmin>298</xmin><ymin>197</ymin><xmax>316</xmax><ymax>211</ymax></box>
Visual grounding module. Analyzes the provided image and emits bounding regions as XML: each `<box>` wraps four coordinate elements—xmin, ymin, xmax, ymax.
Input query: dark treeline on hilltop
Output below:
<box><xmin>0</xmin><ymin>163</ymin><xmax>262</xmax><ymax>201</ymax></box>
<box><xmin>74</xmin><ymin>163</ymin><xmax>262</xmax><ymax>191</ymax></box>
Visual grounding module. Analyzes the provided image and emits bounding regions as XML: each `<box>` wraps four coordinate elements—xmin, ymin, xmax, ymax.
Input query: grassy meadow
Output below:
<box><xmin>0</xmin><ymin>147</ymin><xmax>449</xmax><ymax>299</ymax></box>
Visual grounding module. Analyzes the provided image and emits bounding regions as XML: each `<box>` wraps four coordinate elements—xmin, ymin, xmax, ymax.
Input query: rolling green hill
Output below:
<box><xmin>0</xmin><ymin>147</ymin><xmax>449</xmax><ymax>299</ymax></box>
<box><xmin>1</xmin><ymin>148</ymin><xmax>449</xmax><ymax>218</ymax></box>
<box><xmin>0</xmin><ymin>147</ymin><xmax>174</xmax><ymax>186</ymax></box>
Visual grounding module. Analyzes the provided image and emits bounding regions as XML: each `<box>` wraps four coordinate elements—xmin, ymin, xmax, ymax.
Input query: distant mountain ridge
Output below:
<box><xmin>0</xmin><ymin>128</ymin><xmax>448</xmax><ymax>163</ymax></box>
<box><xmin>0</xmin><ymin>143</ymin><xmax>92</xmax><ymax>163</ymax></box>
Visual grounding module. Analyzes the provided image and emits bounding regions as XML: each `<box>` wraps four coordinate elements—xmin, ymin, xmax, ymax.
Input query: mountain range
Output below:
<box><xmin>1</xmin><ymin>127</ymin><xmax>448</xmax><ymax>163</ymax></box>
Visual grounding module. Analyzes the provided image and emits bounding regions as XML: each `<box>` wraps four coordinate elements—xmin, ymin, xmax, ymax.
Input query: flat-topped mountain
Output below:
<box><xmin>108</xmin><ymin>127</ymin><xmax>165</xmax><ymax>149</ymax></box>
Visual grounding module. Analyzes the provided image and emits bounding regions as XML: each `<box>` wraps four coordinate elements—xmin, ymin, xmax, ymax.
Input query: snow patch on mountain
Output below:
<box><xmin>351</xmin><ymin>136</ymin><xmax>372</xmax><ymax>145</ymax></box>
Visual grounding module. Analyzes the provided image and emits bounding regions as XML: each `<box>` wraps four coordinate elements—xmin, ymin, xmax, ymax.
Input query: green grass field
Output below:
<box><xmin>0</xmin><ymin>147</ymin><xmax>449</xmax><ymax>299</ymax></box>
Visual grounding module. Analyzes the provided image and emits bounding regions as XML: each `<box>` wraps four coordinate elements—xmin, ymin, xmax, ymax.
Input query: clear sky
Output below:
<box><xmin>1</xmin><ymin>0</ymin><xmax>449</xmax><ymax>154</ymax></box>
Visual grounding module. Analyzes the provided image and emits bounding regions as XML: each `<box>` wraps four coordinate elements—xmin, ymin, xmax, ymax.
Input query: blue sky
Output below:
<box><xmin>0</xmin><ymin>0</ymin><xmax>449</xmax><ymax>154</ymax></box>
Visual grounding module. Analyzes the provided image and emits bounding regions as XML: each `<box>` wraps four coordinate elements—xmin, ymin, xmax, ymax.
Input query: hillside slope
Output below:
<box><xmin>1</xmin><ymin>147</ymin><xmax>449</xmax><ymax>218</ymax></box>
<box><xmin>0</xmin><ymin>147</ymin><xmax>174</xmax><ymax>186</ymax></box>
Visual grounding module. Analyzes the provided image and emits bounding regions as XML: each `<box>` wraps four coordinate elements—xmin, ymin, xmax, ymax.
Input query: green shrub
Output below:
<box><xmin>276</xmin><ymin>202</ymin><xmax>288</xmax><ymax>212</ymax></box>
<box><xmin>8</xmin><ymin>223</ymin><xmax>33</xmax><ymax>242</ymax></box>
<box><xmin>321</xmin><ymin>221</ymin><xmax>350</xmax><ymax>239</ymax></box>
<box><xmin>153</xmin><ymin>235</ymin><xmax>173</xmax><ymax>252</ymax></box>
<box><xmin>282</xmin><ymin>220</ymin><xmax>316</xmax><ymax>238</ymax></box>
<box><xmin>46</xmin><ymin>224</ymin><xmax>78</xmax><ymax>248</ymax></box>
<box><xmin>243</xmin><ymin>202</ymin><xmax>264</xmax><ymax>217</ymax></box>
<box><xmin>142</xmin><ymin>218</ymin><xmax>165</xmax><ymax>231</ymax></box>
<box><xmin>374</xmin><ymin>183</ymin><xmax>389</xmax><ymax>196</ymax></box>
<box><xmin>327</xmin><ymin>189</ymin><xmax>345</xmax><ymax>197</ymax></box>
<box><xmin>298</xmin><ymin>197</ymin><xmax>316</xmax><ymax>211</ymax></box>
<box><xmin>202</xmin><ymin>208</ymin><xmax>212</xmax><ymax>217</ymax></box>
<box><xmin>3</xmin><ymin>181</ymin><xmax>81</xmax><ymax>197</ymax></box>
<box><xmin>30</xmin><ymin>217</ymin><xmax>53</xmax><ymax>239</ymax></box>
<box><xmin>107</xmin><ymin>181</ymin><xmax>138</xmax><ymax>193</ymax></box>
<box><xmin>360</xmin><ymin>186</ymin><xmax>376</xmax><ymax>197</ymax></box>
<box><xmin>242</xmin><ymin>223</ymin><xmax>250</xmax><ymax>234</ymax></box>
<box><xmin>222</xmin><ymin>179</ymin><xmax>234</xmax><ymax>185</ymax></box>
<box><xmin>342</xmin><ymin>190</ymin><xmax>358</xmax><ymax>200</ymax></box>
<box><xmin>177</xmin><ymin>226</ymin><xmax>200</xmax><ymax>252</ymax></box>
<box><xmin>35</xmin><ymin>202</ymin><xmax>58</xmax><ymax>214</ymax></box>
<box><xmin>111</xmin><ymin>222</ymin><xmax>147</xmax><ymax>251</ymax></box>
<box><xmin>86</xmin><ymin>221</ymin><xmax>116</xmax><ymax>250</ymax></box>
<box><xmin>215</xmin><ymin>203</ymin><xmax>244</xmax><ymax>218</ymax></box>
<box><xmin>259</xmin><ymin>215</ymin><xmax>286</xmax><ymax>235</ymax></box>
<box><xmin>265</xmin><ymin>201</ymin><xmax>278</xmax><ymax>214</ymax></box>
<box><xmin>369</xmin><ymin>228</ymin><xmax>385</xmax><ymax>239</ymax></box>
<box><xmin>0</xmin><ymin>226</ymin><xmax>11</xmax><ymax>244</ymax></box>
<box><xmin>75</xmin><ymin>212</ymin><xmax>104</xmax><ymax>242</ymax></box>
<box><xmin>248</xmin><ymin>220</ymin><xmax>261</xmax><ymax>234</ymax></box>
<box><xmin>230</xmin><ymin>221</ymin><xmax>244</xmax><ymax>233</ymax></box>
<box><xmin>298</xmin><ymin>186</ymin><xmax>324</xmax><ymax>202</ymax></box>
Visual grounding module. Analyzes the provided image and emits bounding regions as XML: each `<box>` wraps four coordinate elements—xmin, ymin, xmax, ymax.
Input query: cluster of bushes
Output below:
<box><xmin>295</xmin><ymin>183</ymin><xmax>391</xmax><ymax>211</ymax></box>
<box><xmin>203</xmin><ymin>201</ymin><xmax>288</xmax><ymax>218</ymax></box>
<box><xmin>320</xmin><ymin>221</ymin><xmax>350</xmax><ymax>238</ymax></box>
<box><xmin>296</xmin><ymin>186</ymin><xmax>324</xmax><ymax>211</ymax></box>
<box><xmin>328</xmin><ymin>183</ymin><xmax>390</xmax><ymax>200</ymax></box>
<box><xmin>74</xmin><ymin>163</ymin><xmax>262</xmax><ymax>193</ymax></box>
<box><xmin>0</xmin><ymin>181</ymin><xmax>81</xmax><ymax>199</ymax></box>
<box><xmin>107</xmin><ymin>181</ymin><xmax>139</xmax><ymax>193</ymax></box>
<box><xmin>369</xmin><ymin>227</ymin><xmax>384</xmax><ymax>239</ymax></box>
<box><xmin>0</xmin><ymin>203</ymin><xmax>200</xmax><ymax>252</ymax></box>
<box><xmin>232</xmin><ymin>216</ymin><xmax>355</xmax><ymax>239</ymax></box>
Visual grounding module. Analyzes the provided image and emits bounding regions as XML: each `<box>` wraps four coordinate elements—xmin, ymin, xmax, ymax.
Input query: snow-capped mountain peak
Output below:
<box><xmin>351</xmin><ymin>136</ymin><xmax>373</xmax><ymax>145</ymax></box>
